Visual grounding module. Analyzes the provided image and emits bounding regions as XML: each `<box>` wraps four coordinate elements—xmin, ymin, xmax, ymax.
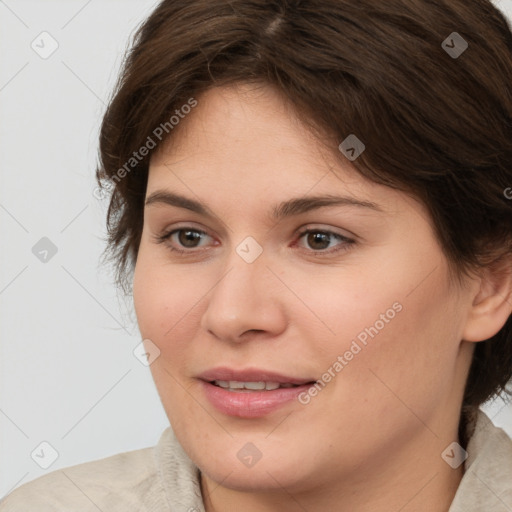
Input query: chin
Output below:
<box><xmin>200</xmin><ymin>461</ymin><xmax>303</xmax><ymax>492</ymax></box>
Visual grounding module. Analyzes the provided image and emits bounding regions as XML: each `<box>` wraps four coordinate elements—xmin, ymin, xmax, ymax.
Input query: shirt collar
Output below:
<box><xmin>449</xmin><ymin>409</ymin><xmax>512</xmax><ymax>511</ymax></box>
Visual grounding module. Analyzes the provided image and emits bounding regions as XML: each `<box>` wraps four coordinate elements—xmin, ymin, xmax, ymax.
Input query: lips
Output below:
<box><xmin>197</xmin><ymin>367</ymin><xmax>316</xmax><ymax>418</ymax></box>
<box><xmin>198</xmin><ymin>367</ymin><xmax>315</xmax><ymax>386</ymax></box>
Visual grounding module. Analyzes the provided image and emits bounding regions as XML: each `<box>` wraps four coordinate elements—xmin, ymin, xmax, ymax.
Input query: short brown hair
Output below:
<box><xmin>95</xmin><ymin>0</ymin><xmax>512</xmax><ymax>442</ymax></box>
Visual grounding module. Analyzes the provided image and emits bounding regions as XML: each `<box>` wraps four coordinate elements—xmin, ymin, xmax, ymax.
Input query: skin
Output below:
<box><xmin>132</xmin><ymin>82</ymin><xmax>512</xmax><ymax>512</ymax></box>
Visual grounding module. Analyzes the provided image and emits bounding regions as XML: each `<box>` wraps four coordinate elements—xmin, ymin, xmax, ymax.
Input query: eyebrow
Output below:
<box><xmin>144</xmin><ymin>190</ymin><xmax>382</xmax><ymax>221</ymax></box>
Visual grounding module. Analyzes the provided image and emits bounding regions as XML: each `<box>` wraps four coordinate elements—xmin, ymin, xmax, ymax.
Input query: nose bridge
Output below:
<box><xmin>210</xmin><ymin>247</ymin><xmax>268</xmax><ymax>318</ymax></box>
<box><xmin>216</xmin><ymin>234</ymin><xmax>269</xmax><ymax>301</ymax></box>
<box><xmin>200</xmin><ymin>243</ymin><xmax>286</xmax><ymax>341</ymax></box>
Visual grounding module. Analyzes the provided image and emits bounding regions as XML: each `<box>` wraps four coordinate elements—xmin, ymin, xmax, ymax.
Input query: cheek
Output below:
<box><xmin>300</xmin><ymin>254</ymin><xmax>460</xmax><ymax>413</ymax></box>
<box><xmin>328</xmin><ymin>272</ymin><xmax>460</xmax><ymax>426</ymax></box>
<box><xmin>132</xmin><ymin>256</ymin><xmax>210</xmax><ymax>419</ymax></box>
<box><xmin>133</xmin><ymin>254</ymin><xmax>203</xmax><ymax>358</ymax></box>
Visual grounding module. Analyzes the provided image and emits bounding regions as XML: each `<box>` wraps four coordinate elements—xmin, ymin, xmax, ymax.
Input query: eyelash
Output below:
<box><xmin>154</xmin><ymin>227</ymin><xmax>355</xmax><ymax>257</ymax></box>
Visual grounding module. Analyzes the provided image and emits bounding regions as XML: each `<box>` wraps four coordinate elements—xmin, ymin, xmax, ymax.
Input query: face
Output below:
<box><xmin>133</xmin><ymin>83</ymin><xmax>474</xmax><ymax>494</ymax></box>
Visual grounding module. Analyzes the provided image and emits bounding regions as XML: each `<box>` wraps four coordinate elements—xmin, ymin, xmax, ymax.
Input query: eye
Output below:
<box><xmin>155</xmin><ymin>228</ymin><xmax>215</xmax><ymax>253</ymax></box>
<box><xmin>295</xmin><ymin>228</ymin><xmax>354</xmax><ymax>254</ymax></box>
<box><xmin>154</xmin><ymin>226</ymin><xmax>355</xmax><ymax>256</ymax></box>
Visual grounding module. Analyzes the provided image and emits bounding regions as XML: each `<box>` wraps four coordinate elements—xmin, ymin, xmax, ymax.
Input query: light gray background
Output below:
<box><xmin>1</xmin><ymin>0</ymin><xmax>512</xmax><ymax>497</ymax></box>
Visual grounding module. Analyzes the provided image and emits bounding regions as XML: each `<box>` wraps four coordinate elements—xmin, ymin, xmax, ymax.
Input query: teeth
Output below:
<box><xmin>213</xmin><ymin>380</ymin><xmax>296</xmax><ymax>391</ymax></box>
<box><xmin>244</xmin><ymin>382</ymin><xmax>266</xmax><ymax>390</ymax></box>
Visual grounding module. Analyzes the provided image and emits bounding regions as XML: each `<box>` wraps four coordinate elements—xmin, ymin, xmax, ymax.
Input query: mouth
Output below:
<box><xmin>197</xmin><ymin>367</ymin><xmax>317</xmax><ymax>417</ymax></box>
<box><xmin>209</xmin><ymin>380</ymin><xmax>311</xmax><ymax>392</ymax></box>
<box><xmin>198</xmin><ymin>367</ymin><xmax>315</xmax><ymax>386</ymax></box>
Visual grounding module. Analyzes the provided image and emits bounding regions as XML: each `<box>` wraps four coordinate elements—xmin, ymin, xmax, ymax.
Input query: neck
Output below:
<box><xmin>201</xmin><ymin>427</ymin><xmax>464</xmax><ymax>512</ymax></box>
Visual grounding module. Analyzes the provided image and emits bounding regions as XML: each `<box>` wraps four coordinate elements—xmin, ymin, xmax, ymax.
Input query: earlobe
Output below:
<box><xmin>462</xmin><ymin>260</ymin><xmax>512</xmax><ymax>343</ymax></box>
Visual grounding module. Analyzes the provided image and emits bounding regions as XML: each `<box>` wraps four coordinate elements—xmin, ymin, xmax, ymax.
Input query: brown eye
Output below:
<box><xmin>305</xmin><ymin>232</ymin><xmax>332</xmax><ymax>250</ymax></box>
<box><xmin>177</xmin><ymin>229</ymin><xmax>203</xmax><ymax>248</ymax></box>
<box><xmin>296</xmin><ymin>229</ymin><xmax>355</xmax><ymax>255</ymax></box>
<box><xmin>155</xmin><ymin>227</ymin><xmax>214</xmax><ymax>253</ymax></box>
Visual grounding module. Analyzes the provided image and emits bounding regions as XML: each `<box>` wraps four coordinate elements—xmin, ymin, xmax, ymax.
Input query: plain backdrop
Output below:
<box><xmin>1</xmin><ymin>0</ymin><xmax>512</xmax><ymax>497</ymax></box>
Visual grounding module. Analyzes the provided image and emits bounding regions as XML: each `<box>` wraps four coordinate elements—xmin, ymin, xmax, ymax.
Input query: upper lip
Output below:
<box><xmin>198</xmin><ymin>367</ymin><xmax>315</xmax><ymax>385</ymax></box>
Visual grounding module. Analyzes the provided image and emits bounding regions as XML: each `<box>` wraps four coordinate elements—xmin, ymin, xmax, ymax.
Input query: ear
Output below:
<box><xmin>462</xmin><ymin>257</ymin><xmax>512</xmax><ymax>342</ymax></box>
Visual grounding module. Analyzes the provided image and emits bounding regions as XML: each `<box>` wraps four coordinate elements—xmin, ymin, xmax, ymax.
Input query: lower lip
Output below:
<box><xmin>200</xmin><ymin>380</ymin><xmax>313</xmax><ymax>418</ymax></box>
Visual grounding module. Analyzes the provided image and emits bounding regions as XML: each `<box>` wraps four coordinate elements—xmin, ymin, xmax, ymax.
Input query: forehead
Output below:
<box><xmin>149</xmin><ymin>84</ymin><xmax>366</xmax><ymax>192</ymax></box>
<box><xmin>152</xmin><ymin>84</ymin><xmax>320</xmax><ymax>162</ymax></box>
<box><xmin>146</xmin><ymin>84</ymin><xmax>427</xmax><ymax>225</ymax></box>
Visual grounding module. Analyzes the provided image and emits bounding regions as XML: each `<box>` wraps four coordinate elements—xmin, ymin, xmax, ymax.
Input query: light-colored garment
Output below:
<box><xmin>1</xmin><ymin>410</ymin><xmax>511</xmax><ymax>511</ymax></box>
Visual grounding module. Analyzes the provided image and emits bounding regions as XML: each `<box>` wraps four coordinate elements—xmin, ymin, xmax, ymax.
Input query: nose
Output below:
<box><xmin>199</xmin><ymin>251</ymin><xmax>288</xmax><ymax>344</ymax></box>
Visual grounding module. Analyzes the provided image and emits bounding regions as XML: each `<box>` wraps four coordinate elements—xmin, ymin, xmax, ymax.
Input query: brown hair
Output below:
<box><xmin>95</xmin><ymin>0</ymin><xmax>512</xmax><ymax>444</ymax></box>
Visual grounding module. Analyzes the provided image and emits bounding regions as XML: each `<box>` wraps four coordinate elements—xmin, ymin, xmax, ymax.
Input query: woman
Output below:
<box><xmin>2</xmin><ymin>0</ymin><xmax>512</xmax><ymax>510</ymax></box>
